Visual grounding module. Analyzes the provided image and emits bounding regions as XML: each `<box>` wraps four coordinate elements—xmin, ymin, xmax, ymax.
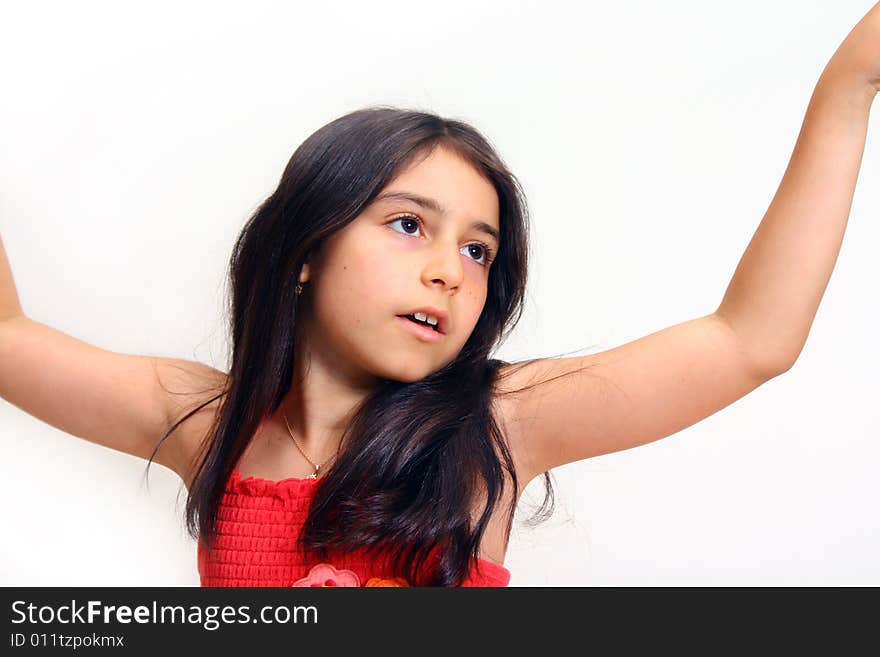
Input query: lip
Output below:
<box><xmin>398</xmin><ymin>306</ymin><xmax>449</xmax><ymax>335</ymax></box>
<box><xmin>395</xmin><ymin>315</ymin><xmax>445</xmax><ymax>343</ymax></box>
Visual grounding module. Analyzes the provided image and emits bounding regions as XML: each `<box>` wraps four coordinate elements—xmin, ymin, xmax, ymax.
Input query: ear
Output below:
<box><xmin>300</xmin><ymin>241</ymin><xmax>325</xmax><ymax>284</ymax></box>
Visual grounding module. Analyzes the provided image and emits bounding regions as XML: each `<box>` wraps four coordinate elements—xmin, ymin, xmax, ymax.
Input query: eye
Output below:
<box><xmin>388</xmin><ymin>213</ymin><xmax>422</xmax><ymax>236</ymax></box>
<box><xmin>387</xmin><ymin>213</ymin><xmax>495</xmax><ymax>267</ymax></box>
<box><xmin>465</xmin><ymin>242</ymin><xmax>494</xmax><ymax>266</ymax></box>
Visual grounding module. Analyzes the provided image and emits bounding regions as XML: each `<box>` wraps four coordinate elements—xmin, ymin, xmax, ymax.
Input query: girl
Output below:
<box><xmin>1</xmin><ymin>3</ymin><xmax>878</xmax><ymax>586</ymax></box>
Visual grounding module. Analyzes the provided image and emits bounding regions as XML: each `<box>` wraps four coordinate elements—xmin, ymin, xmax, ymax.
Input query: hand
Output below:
<box><xmin>821</xmin><ymin>1</ymin><xmax>880</xmax><ymax>99</ymax></box>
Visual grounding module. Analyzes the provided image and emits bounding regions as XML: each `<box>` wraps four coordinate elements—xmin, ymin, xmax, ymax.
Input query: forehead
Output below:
<box><xmin>374</xmin><ymin>146</ymin><xmax>500</xmax><ymax>235</ymax></box>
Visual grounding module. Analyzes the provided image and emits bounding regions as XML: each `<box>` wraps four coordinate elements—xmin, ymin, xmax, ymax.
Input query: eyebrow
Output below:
<box><xmin>374</xmin><ymin>191</ymin><xmax>500</xmax><ymax>245</ymax></box>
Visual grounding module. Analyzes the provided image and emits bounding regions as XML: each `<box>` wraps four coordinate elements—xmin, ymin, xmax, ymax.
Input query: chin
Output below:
<box><xmin>387</xmin><ymin>370</ymin><xmax>433</xmax><ymax>384</ymax></box>
<box><xmin>379</xmin><ymin>361</ymin><xmax>438</xmax><ymax>384</ymax></box>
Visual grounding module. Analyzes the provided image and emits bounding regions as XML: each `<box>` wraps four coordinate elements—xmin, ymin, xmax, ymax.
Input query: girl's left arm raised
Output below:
<box><xmin>497</xmin><ymin>3</ymin><xmax>878</xmax><ymax>482</ymax></box>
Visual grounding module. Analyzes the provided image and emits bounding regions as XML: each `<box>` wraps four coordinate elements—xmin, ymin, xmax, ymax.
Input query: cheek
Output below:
<box><xmin>454</xmin><ymin>286</ymin><xmax>489</xmax><ymax>340</ymax></box>
<box><xmin>320</xmin><ymin>242</ymin><xmax>395</xmax><ymax>317</ymax></box>
<box><xmin>462</xmin><ymin>276</ymin><xmax>488</xmax><ymax>309</ymax></box>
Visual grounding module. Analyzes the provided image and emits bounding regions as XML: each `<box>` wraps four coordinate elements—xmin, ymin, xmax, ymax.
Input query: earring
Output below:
<box><xmin>295</xmin><ymin>282</ymin><xmax>304</xmax><ymax>295</ymax></box>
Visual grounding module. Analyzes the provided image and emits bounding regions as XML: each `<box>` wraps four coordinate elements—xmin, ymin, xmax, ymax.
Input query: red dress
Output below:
<box><xmin>197</xmin><ymin>470</ymin><xmax>511</xmax><ymax>587</ymax></box>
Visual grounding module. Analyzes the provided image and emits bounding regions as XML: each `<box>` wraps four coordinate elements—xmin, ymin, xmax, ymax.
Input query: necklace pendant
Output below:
<box><xmin>309</xmin><ymin>465</ymin><xmax>319</xmax><ymax>479</ymax></box>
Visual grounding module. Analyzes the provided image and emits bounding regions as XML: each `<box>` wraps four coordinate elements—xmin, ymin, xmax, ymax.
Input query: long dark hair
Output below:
<box><xmin>148</xmin><ymin>106</ymin><xmax>590</xmax><ymax>586</ymax></box>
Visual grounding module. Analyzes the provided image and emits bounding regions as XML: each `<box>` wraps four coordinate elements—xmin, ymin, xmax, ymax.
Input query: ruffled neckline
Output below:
<box><xmin>227</xmin><ymin>469</ymin><xmax>324</xmax><ymax>498</ymax></box>
<box><xmin>224</xmin><ymin>469</ymin><xmax>511</xmax><ymax>584</ymax></box>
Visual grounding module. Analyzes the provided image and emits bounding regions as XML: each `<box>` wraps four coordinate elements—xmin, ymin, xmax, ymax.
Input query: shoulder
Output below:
<box><xmin>154</xmin><ymin>360</ymin><xmax>228</xmax><ymax>488</ymax></box>
<box><xmin>489</xmin><ymin>359</ymin><xmax>549</xmax><ymax>489</ymax></box>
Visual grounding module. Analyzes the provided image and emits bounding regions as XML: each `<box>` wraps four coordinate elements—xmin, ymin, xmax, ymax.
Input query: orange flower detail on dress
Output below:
<box><xmin>364</xmin><ymin>577</ymin><xmax>410</xmax><ymax>587</ymax></box>
<box><xmin>292</xmin><ymin>563</ymin><xmax>361</xmax><ymax>587</ymax></box>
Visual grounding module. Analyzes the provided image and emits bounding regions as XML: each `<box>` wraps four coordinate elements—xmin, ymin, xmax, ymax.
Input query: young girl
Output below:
<box><xmin>1</xmin><ymin>4</ymin><xmax>878</xmax><ymax>587</ymax></box>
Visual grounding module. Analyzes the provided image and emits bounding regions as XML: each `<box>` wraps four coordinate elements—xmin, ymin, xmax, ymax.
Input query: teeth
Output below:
<box><xmin>414</xmin><ymin>312</ymin><xmax>439</xmax><ymax>326</ymax></box>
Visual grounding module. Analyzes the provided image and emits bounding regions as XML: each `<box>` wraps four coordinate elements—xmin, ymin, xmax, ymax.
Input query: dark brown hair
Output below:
<box><xmin>148</xmin><ymin>106</ymin><xmax>592</xmax><ymax>586</ymax></box>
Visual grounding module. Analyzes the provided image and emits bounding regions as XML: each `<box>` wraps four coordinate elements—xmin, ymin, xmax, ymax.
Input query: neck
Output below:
<box><xmin>273</xmin><ymin>334</ymin><xmax>377</xmax><ymax>462</ymax></box>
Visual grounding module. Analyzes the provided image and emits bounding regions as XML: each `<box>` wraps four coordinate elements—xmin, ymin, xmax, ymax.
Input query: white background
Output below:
<box><xmin>1</xmin><ymin>0</ymin><xmax>877</xmax><ymax>586</ymax></box>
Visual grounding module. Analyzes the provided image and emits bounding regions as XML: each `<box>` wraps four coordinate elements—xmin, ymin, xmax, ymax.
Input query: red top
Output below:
<box><xmin>197</xmin><ymin>470</ymin><xmax>511</xmax><ymax>587</ymax></box>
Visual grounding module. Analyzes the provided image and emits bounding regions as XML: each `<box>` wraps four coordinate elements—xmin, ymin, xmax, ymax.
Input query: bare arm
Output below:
<box><xmin>717</xmin><ymin>72</ymin><xmax>875</xmax><ymax>372</ymax></box>
<box><xmin>498</xmin><ymin>8</ymin><xmax>879</xmax><ymax>482</ymax></box>
<box><xmin>0</xmin><ymin>235</ymin><xmax>226</xmax><ymax>478</ymax></box>
<box><xmin>0</xmin><ymin>235</ymin><xmax>22</xmax><ymax>320</ymax></box>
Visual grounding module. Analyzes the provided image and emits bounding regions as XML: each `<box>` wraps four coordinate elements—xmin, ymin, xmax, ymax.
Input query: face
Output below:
<box><xmin>298</xmin><ymin>145</ymin><xmax>501</xmax><ymax>384</ymax></box>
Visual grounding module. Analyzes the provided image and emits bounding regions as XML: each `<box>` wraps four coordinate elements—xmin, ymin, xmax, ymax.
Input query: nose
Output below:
<box><xmin>420</xmin><ymin>239</ymin><xmax>464</xmax><ymax>291</ymax></box>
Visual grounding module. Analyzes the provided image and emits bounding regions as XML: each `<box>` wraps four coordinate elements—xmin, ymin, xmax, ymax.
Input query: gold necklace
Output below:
<box><xmin>281</xmin><ymin>407</ymin><xmax>329</xmax><ymax>479</ymax></box>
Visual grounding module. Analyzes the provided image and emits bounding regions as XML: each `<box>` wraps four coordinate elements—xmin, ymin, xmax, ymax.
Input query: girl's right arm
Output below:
<box><xmin>0</xmin><ymin>234</ymin><xmax>226</xmax><ymax>480</ymax></box>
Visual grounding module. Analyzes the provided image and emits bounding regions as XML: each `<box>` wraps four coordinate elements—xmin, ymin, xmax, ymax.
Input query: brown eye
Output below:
<box><xmin>388</xmin><ymin>213</ymin><xmax>494</xmax><ymax>267</ymax></box>
<box><xmin>388</xmin><ymin>214</ymin><xmax>422</xmax><ymax>236</ymax></box>
<box><xmin>465</xmin><ymin>243</ymin><xmax>493</xmax><ymax>266</ymax></box>
<box><xmin>468</xmin><ymin>244</ymin><xmax>485</xmax><ymax>261</ymax></box>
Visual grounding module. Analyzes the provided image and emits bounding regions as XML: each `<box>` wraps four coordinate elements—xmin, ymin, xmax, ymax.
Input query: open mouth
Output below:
<box><xmin>398</xmin><ymin>314</ymin><xmax>442</xmax><ymax>333</ymax></box>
